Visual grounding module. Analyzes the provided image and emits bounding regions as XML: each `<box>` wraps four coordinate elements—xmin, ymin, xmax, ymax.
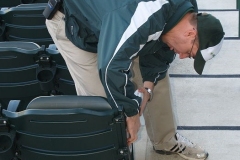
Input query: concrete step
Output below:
<box><xmin>170</xmin><ymin>77</ymin><xmax>240</xmax><ymax>126</ymax></box>
<box><xmin>197</xmin><ymin>0</ymin><xmax>236</xmax><ymax>10</ymax></box>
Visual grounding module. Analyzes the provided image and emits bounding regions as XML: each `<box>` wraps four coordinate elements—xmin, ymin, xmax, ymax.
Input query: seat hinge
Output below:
<box><xmin>0</xmin><ymin>117</ymin><xmax>9</xmax><ymax>132</ymax></box>
<box><xmin>114</xmin><ymin>114</ymin><xmax>124</xmax><ymax>123</ymax></box>
<box><xmin>118</xmin><ymin>147</ymin><xmax>129</xmax><ymax>156</ymax></box>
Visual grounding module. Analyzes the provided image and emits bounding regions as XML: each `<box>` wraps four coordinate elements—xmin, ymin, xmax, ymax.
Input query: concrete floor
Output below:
<box><xmin>134</xmin><ymin>0</ymin><xmax>240</xmax><ymax>159</ymax></box>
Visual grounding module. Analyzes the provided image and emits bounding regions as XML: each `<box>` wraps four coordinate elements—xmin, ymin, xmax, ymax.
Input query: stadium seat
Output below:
<box><xmin>0</xmin><ymin>95</ymin><xmax>134</xmax><ymax>160</ymax></box>
<box><xmin>0</xmin><ymin>3</ymin><xmax>53</xmax><ymax>46</ymax></box>
<box><xmin>0</xmin><ymin>41</ymin><xmax>76</xmax><ymax>110</ymax></box>
<box><xmin>0</xmin><ymin>41</ymin><xmax>49</xmax><ymax>110</ymax></box>
<box><xmin>0</xmin><ymin>0</ymin><xmax>48</xmax><ymax>8</ymax></box>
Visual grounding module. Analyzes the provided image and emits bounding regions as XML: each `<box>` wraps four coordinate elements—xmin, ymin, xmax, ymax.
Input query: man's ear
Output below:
<box><xmin>184</xmin><ymin>28</ymin><xmax>197</xmax><ymax>38</ymax></box>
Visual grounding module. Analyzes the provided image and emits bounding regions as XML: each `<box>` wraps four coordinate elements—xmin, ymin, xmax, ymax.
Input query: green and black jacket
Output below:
<box><xmin>62</xmin><ymin>0</ymin><xmax>198</xmax><ymax>116</ymax></box>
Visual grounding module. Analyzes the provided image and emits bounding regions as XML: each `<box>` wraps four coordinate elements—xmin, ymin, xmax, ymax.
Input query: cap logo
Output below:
<box><xmin>210</xmin><ymin>52</ymin><xmax>215</xmax><ymax>57</ymax></box>
<box><xmin>201</xmin><ymin>38</ymin><xmax>224</xmax><ymax>61</ymax></box>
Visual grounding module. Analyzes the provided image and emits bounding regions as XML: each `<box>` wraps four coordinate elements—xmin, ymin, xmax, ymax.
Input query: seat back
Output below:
<box><xmin>0</xmin><ymin>3</ymin><xmax>53</xmax><ymax>46</ymax></box>
<box><xmin>1</xmin><ymin>96</ymin><xmax>133</xmax><ymax>160</ymax></box>
<box><xmin>0</xmin><ymin>0</ymin><xmax>48</xmax><ymax>9</ymax></box>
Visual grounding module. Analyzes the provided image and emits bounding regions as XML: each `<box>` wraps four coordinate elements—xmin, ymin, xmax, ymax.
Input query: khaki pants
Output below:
<box><xmin>46</xmin><ymin>11</ymin><xmax>177</xmax><ymax>149</ymax></box>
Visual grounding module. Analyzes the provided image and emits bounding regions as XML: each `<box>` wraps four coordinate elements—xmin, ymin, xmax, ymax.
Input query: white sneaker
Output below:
<box><xmin>154</xmin><ymin>133</ymin><xmax>208</xmax><ymax>160</ymax></box>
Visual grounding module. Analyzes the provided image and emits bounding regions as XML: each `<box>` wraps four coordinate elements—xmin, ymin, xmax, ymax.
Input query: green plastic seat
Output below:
<box><xmin>1</xmin><ymin>95</ymin><xmax>134</xmax><ymax>160</ymax></box>
<box><xmin>0</xmin><ymin>0</ymin><xmax>48</xmax><ymax>8</ymax></box>
<box><xmin>0</xmin><ymin>3</ymin><xmax>53</xmax><ymax>46</ymax></box>
<box><xmin>0</xmin><ymin>41</ymin><xmax>48</xmax><ymax>110</ymax></box>
<box><xmin>0</xmin><ymin>41</ymin><xmax>76</xmax><ymax>110</ymax></box>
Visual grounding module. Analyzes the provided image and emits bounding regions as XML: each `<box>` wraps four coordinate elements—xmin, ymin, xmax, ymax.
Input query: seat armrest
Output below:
<box><xmin>7</xmin><ymin>100</ymin><xmax>21</xmax><ymax>112</ymax></box>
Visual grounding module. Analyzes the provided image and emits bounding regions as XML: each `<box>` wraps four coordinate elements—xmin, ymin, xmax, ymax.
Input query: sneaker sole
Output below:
<box><xmin>178</xmin><ymin>152</ymin><xmax>209</xmax><ymax>160</ymax></box>
<box><xmin>154</xmin><ymin>148</ymin><xmax>209</xmax><ymax>160</ymax></box>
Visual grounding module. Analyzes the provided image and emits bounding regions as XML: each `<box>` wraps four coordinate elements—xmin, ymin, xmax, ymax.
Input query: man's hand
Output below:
<box><xmin>137</xmin><ymin>87</ymin><xmax>151</xmax><ymax>116</ymax></box>
<box><xmin>126</xmin><ymin>114</ymin><xmax>140</xmax><ymax>146</ymax></box>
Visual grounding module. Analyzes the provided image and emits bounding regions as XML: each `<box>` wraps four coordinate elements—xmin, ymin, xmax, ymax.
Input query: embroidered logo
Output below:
<box><xmin>210</xmin><ymin>52</ymin><xmax>215</xmax><ymax>57</ymax></box>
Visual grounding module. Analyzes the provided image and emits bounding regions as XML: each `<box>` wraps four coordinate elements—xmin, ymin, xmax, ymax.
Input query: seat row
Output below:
<box><xmin>0</xmin><ymin>3</ymin><xmax>53</xmax><ymax>46</ymax></box>
<box><xmin>0</xmin><ymin>0</ymin><xmax>48</xmax><ymax>8</ymax></box>
<box><xmin>0</xmin><ymin>41</ymin><xmax>76</xmax><ymax>111</ymax></box>
<box><xmin>0</xmin><ymin>41</ymin><xmax>133</xmax><ymax>160</ymax></box>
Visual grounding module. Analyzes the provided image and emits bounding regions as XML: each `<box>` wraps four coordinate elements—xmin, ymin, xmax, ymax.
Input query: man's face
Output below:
<box><xmin>162</xmin><ymin>34</ymin><xmax>198</xmax><ymax>59</ymax></box>
<box><xmin>175</xmin><ymin>37</ymin><xmax>198</xmax><ymax>59</ymax></box>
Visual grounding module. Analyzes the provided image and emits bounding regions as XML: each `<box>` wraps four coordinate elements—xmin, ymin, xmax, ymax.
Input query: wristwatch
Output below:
<box><xmin>145</xmin><ymin>88</ymin><xmax>153</xmax><ymax>101</ymax></box>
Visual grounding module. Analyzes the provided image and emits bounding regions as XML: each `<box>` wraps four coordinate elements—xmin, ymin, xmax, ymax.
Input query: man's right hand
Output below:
<box><xmin>126</xmin><ymin>114</ymin><xmax>140</xmax><ymax>146</ymax></box>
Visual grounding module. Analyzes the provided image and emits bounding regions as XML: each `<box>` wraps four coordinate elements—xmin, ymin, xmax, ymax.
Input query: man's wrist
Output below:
<box><xmin>144</xmin><ymin>87</ymin><xmax>153</xmax><ymax>101</ymax></box>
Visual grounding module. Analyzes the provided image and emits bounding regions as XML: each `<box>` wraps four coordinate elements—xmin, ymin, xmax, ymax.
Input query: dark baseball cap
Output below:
<box><xmin>194</xmin><ymin>13</ymin><xmax>225</xmax><ymax>75</ymax></box>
